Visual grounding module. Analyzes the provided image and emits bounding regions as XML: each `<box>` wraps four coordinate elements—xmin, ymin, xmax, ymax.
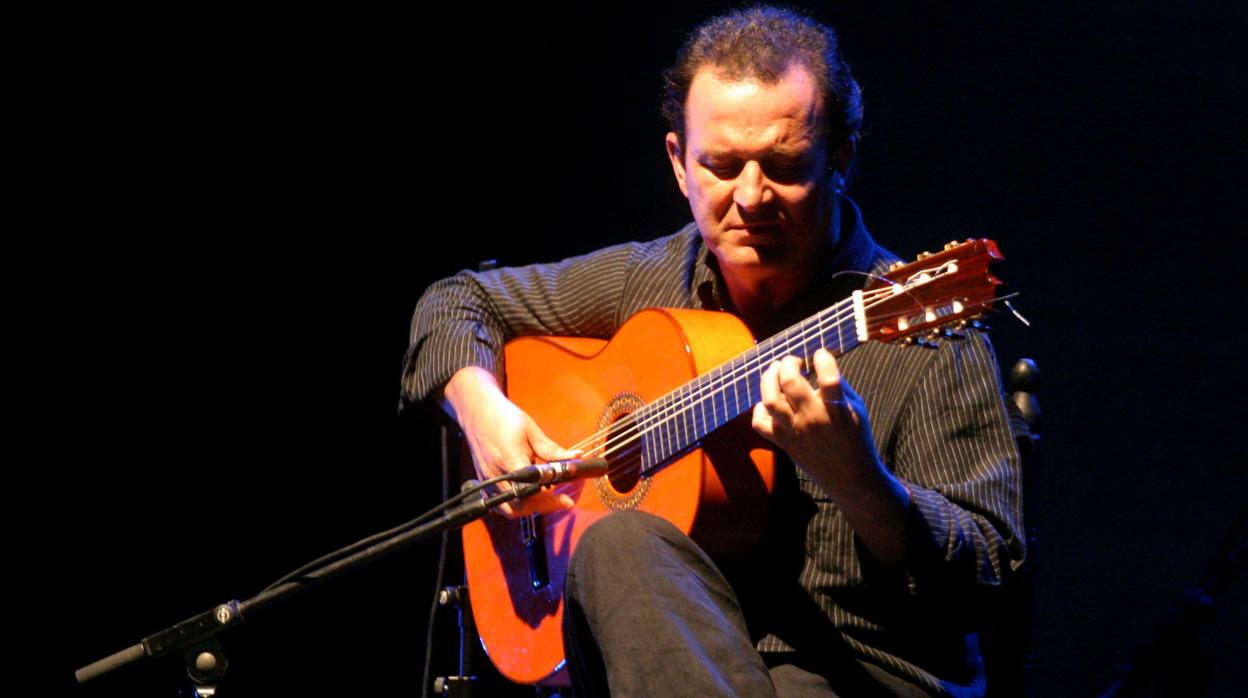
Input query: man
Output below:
<box><xmin>402</xmin><ymin>6</ymin><xmax>1024</xmax><ymax>696</ymax></box>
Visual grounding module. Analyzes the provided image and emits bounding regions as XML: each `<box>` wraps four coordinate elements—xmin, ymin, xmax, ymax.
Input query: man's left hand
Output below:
<box><xmin>751</xmin><ymin>347</ymin><xmax>912</xmax><ymax>569</ymax></box>
<box><xmin>751</xmin><ymin>347</ymin><xmax>881</xmax><ymax>482</ymax></box>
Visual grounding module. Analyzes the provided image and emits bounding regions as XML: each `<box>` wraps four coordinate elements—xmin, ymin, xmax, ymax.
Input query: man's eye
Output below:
<box><xmin>766</xmin><ymin>162</ymin><xmax>812</xmax><ymax>181</ymax></box>
<box><xmin>702</xmin><ymin>161</ymin><xmax>740</xmax><ymax>178</ymax></box>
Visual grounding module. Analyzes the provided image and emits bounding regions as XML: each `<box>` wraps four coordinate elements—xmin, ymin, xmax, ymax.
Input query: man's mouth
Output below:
<box><xmin>733</xmin><ymin>223</ymin><xmax>784</xmax><ymax>239</ymax></box>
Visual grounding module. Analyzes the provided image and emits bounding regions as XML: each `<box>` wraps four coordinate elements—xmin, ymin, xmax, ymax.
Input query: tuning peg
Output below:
<box><xmin>888</xmin><ymin>260</ymin><xmax>906</xmax><ymax>272</ymax></box>
<box><xmin>916</xmin><ymin>250</ymin><xmax>934</xmax><ymax>260</ymax></box>
<box><xmin>943</xmin><ymin>240</ymin><xmax>961</xmax><ymax>251</ymax></box>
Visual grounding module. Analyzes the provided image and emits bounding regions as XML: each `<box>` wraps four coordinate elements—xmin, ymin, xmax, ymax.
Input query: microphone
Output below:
<box><xmin>509</xmin><ymin>457</ymin><xmax>609</xmax><ymax>485</ymax></box>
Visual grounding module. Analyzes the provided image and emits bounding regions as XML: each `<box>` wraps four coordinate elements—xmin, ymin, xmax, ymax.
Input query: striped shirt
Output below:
<box><xmin>401</xmin><ymin>197</ymin><xmax>1025</xmax><ymax>696</ymax></box>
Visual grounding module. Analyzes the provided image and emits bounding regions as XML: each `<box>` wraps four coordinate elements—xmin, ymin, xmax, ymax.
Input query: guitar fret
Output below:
<box><xmin>686</xmin><ymin>384</ymin><xmax>695</xmax><ymax>445</ymax></box>
<box><xmin>702</xmin><ymin>377</ymin><xmax>714</xmax><ymax>434</ymax></box>
<box><xmin>817</xmin><ymin>308</ymin><xmax>828</xmax><ymax>354</ymax></box>
<box><xmin>695</xmin><ymin>376</ymin><xmax>709</xmax><ymax>439</ymax></box>
<box><xmin>689</xmin><ymin>383</ymin><xmax>700</xmax><ymax>440</ymax></box>
<box><xmin>744</xmin><ymin>358</ymin><xmax>755</xmax><ymax>405</ymax></box>
<box><xmin>648</xmin><ymin>414</ymin><xmax>658</xmax><ymax>469</ymax></box>
<box><xmin>649</xmin><ymin>406</ymin><xmax>661</xmax><ymax>471</ymax></box>
<box><xmin>665</xmin><ymin>401</ymin><xmax>677</xmax><ymax>460</ymax></box>
<box><xmin>690</xmin><ymin>398</ymin><xmax>699</xmax><ymax>440</ymax></box>
<box><xmin>676</xmin><ymin>399</ymin><xmax>687</xmax><ymax>449</ymax></box>
<box><xmin>717</xmin><ymin>368</ymin><xmax>729</xmax><ymax>420</ymax></box>
<box><xmin>673</xmin><ymin>387</ymin><xmax>684</xmax><ymax>449</ymax></box>
<box><xmin>657</xmin><ymin>411</ymin><xmax>667</xmax><ymax>465</ymax></box>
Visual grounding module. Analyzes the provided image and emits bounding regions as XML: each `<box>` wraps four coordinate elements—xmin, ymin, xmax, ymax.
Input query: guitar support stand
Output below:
<box><xmin>432</xmin><ymin>584</ymin><xmax>479</xmax><ymax>698</ymax></box>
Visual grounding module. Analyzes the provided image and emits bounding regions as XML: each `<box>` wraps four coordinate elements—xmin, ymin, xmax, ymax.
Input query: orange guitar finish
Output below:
<box><xmin>460</xmin><ymin>308</ymin><xmax>776</xmax><ymax>685</ymax></box>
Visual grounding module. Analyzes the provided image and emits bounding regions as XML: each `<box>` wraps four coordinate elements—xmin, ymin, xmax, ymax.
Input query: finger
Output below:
<box><xmin>813</xmin><ymin>348</ymin><xmax>845</xmax><ymax>402</ymax></box>
<box><xmin>759</xmin><ymin>361</ymin><xmax>796</xmax><ymax>425</ymax></box>
<box><xmin>527</xmin><ymin>417</ymin><xmax>582</xmax><ymax>462</ymax></box>
<box><xmin>752</xmin><ymin>401</ymin><xmax>777</xmax><ymax>440</ymax></box>
<box><xmin>534</xmin><ymin>437</ymin><xmax>582</xmax><ymax>463</ymax></box>
<box><xmin>776</xmin><ymin>355</ymin><xmax>818</xmax><ymax>410</ymax></box>
<box><xmin>813</xmin><ymin>349</ymin><xmax>865</xmax><ymax>427</ymax></box>
<box><xmin>758</xmin><ymin>361</ymin><xmax>780</xmax><ymax>405</ymax></box>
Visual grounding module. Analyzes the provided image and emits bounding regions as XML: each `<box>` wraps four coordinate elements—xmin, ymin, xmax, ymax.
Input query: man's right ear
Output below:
<box><xmin>665</xmin><ymin>132</ymin><xmax>690</xmax><ymax>198</ymax></box>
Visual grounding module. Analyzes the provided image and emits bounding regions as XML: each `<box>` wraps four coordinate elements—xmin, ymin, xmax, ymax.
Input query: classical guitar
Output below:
<box><xmin>461</xmin><ymin>239</ymin><xmax>1006</xmax><ymax>685</ymax></box>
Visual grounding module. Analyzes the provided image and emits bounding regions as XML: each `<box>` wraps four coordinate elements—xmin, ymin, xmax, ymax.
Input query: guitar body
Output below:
<box><xmin>461</xmin><ymin>308</ymin><xmax>776</xmax><ymax>685</ymax></box>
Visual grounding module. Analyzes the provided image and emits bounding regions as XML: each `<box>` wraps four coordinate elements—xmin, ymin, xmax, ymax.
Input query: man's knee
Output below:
<box><xmin>571</xmin><ymin>510</ymin><xmax>682</xmax><ymax>577</ymax></box>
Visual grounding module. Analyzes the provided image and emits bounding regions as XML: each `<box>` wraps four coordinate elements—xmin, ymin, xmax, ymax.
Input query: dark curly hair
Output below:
<box><xmin>662</xmin><ymin>5</ymin><xmax>863</xmax><ymax>164</ymax></box>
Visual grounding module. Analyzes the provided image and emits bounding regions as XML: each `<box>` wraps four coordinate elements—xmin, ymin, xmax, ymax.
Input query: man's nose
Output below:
<box><xmin>733</xmin><ymin>161</ymin><xmax>771</xmax><ymax>211</ymax></box>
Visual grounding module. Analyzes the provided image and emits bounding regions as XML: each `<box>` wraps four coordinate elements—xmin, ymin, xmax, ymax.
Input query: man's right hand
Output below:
<box><xmin>442</xmin><ymin>366</ymin><xmax>578</xmax><ymax>517</ymax></box>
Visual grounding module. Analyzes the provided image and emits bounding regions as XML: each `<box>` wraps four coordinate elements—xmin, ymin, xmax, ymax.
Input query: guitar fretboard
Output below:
<box><xmin>635</xmin><ymin>295</ymin><xmax>862</xmax><ymax>473</ymax></box>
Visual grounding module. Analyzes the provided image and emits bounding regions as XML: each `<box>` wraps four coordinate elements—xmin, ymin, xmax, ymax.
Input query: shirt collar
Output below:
<box><xmin>690</xmin><ymin>193</ymin><xmax>897</xmax><ymax>317</ymax></box>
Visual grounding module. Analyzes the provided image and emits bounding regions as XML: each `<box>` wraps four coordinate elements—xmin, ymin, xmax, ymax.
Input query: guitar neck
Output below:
<box><xmin>622</xmin><ymin>238</ymin><xmax>1004</xmax><ymax>475</ymax></box>
<box><xmin>634</xmin><ymin>295</ymin><xmax>862</xmax><ymax>473</ymax></box>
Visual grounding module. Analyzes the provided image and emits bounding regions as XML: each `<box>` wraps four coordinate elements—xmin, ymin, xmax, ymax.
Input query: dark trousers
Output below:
<box><xmin>562</xmin><ymin>510</ymin><xmax>930</xmax><ymax>698</ymax></box>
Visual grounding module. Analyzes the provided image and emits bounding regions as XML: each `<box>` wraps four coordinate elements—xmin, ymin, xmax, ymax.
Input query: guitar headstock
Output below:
<box><xmin>863</xmin><ymin>239</ymin><xmax>1005</xmax><ymax>345</ymax></box>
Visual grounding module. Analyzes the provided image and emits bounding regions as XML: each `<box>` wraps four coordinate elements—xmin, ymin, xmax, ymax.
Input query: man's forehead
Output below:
<box><xmin>686</xmin><ymin>64</ymin><xmax>822</xmax><ymax>115</ymax></box>
<box><xmin>683</xmin><ymin>63</ymin><xmax>825</xmax><ymax>153</ymax></box>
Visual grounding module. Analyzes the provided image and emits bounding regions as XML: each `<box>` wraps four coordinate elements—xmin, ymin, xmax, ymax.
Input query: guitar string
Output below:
<box><xmin>553</xmin><ymin>286</ymin><xmax>941</xmax><ymax>483</ymax></box>
<box><xmin>599</xmin><ymin>270</ymin><xmax>991</xmax><ymax>461</ymax></box>
<box><xmin>571</xmin><ymin>289</ymin><xmax>866</xmax><ymax>460</ymax></box>
<box><xmin>570</xmin><ymin>258</ymin><xmax>965</xmax><ymax>467</ymax></box>
<box><xmin>583</xmin><ymin>304</ymin><xmax>938</xmax><ymax>483</ymax></box>
<box><xmin>540</xmin><ymin>251</ymin><xmax>993</xmax><ymax>486</ymax></box>
<box><xmin>576</xmin><ymin>294</ymin><xmax>997</xmax><ymax>487</ymax></box>
<box><xmin>566</xmin><ymin>291</ymin><xmax>944</xmax><ymax>484</ymax></box>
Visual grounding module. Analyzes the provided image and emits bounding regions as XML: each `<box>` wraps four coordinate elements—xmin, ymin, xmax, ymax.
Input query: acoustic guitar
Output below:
<box><xmin>460</xmin><ymin>239</ymin><xmax>1005</xmax><ymax>685</ymax></box>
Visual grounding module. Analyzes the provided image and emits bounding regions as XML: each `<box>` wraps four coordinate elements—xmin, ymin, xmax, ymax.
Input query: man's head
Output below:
<box><xmin>663</xmin><ymin>6</ymin><xmax>863</xmax><ymax>303</ymax></box>
<box><xmin>662</xmin><ymin>5</ymin><xmax>863</xmax><ymax>172</ymax></box>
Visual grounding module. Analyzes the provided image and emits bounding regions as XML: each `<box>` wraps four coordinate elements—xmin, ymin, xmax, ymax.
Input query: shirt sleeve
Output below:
<box><xmin>890</xmin><ymin>330</ymin><xmax>1027</xmax><ymax>597</ymax></box>
<box><xmin>399</xmin><ymin>239</ymin><xmax>667</xmax><ymax>413</ymax></box>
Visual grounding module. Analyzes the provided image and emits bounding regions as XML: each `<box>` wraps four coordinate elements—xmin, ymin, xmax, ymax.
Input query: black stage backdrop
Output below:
<box><xmin>42</xmin><ymin>3</ymin><xmax>1245</xmax><ymax>696</ymax></box>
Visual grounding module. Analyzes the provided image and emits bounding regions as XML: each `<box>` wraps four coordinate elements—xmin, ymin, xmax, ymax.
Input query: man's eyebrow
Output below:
<box><xmin>695</xmin><ymin>147</ymin><xmax>810</xmax><ymax>161</ymax></box>
<box><xmin>767</xmin><ymin>151</ymin><xmax>809</xmax><ymax>162</ymax></box>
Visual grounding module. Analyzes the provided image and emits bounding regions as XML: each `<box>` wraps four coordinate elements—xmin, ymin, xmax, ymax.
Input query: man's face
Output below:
<box><xmin>666</xmin><ymin>64</ymin><xmax>839</xmax><ymax>290</ymax></box>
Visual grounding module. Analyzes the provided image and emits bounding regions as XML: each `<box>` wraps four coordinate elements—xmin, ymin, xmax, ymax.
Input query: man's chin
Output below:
<box><xmin>720</xmin><ymin>248</ymin><xmax>790</xmax><ymax>275</ymax></box>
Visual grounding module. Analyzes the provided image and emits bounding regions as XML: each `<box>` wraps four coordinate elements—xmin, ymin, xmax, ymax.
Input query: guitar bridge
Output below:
<box><xmin>519</xmin><ymin>514</ymin><xmax>549</xmax><ymax>591</ymax></box>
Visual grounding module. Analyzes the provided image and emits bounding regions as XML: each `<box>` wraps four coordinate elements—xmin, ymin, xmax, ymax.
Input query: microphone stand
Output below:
<box><xmin>75</xmin><ymin>481</ymin><xmax>544</xmax><ymax>695</ymax></box>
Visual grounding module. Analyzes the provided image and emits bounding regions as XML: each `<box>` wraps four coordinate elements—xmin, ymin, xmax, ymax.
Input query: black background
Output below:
<box><xmin>39</xmin><ymin>2</ymin><xmax>1245</xmax><ymax>696</ymax></box>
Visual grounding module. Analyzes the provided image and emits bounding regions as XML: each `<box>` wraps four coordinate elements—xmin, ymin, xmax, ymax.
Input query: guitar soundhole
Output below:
<box><xmin>596</xmin><ymin>392</ymin><xmax>651</xmax><ymax>510</ymax></box>
<box><xmin>604</xmin><ymin>414</ymin><xmax>642</xmax><ymax>493</ymax></box>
